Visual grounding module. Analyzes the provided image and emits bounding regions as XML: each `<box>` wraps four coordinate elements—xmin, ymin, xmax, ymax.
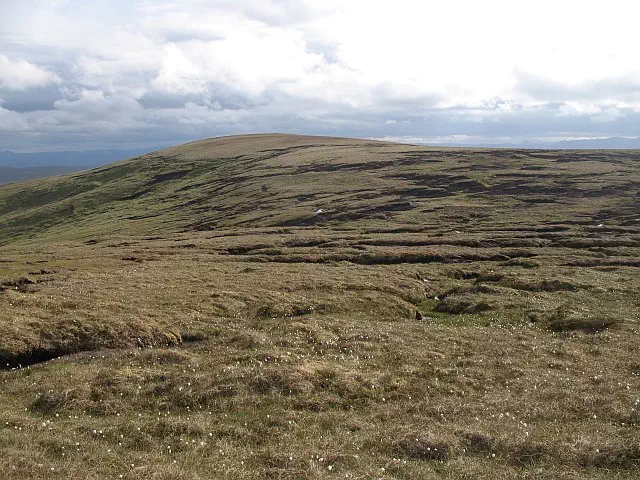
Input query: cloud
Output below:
<box><xmin>53</xmin><ymin>89</ymin><xmax>143</xmax><ymax>121</ymax></box>
<box><xmin>0</xmin><ymin>55</ymin><xmax>60</xmax><ymax>91</ymax></box>
<box><xmin>0</xmin><ymin>84</ymin><xmax>62</xmax><ymax>112</ymax></box>
<box><xmin>1</xmin><ymin>0</ymin><xmax>639</xmax><ymax>151</ymax></box>
<box><xmin>514</xmin><ymin>70</ymin><xmax>640</xmax><ymax>104</ymax></box>
<box><xmin>0</xmin><ymin>104</ymin><xmax>30</xmax><ymax>131</ymax></box>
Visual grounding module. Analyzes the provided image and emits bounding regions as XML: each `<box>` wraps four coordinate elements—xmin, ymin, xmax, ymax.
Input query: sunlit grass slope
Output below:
<box><xmin>1</xmin><ymin>133</ymin><xmax>637</xmax><ymax>245</ymax></box>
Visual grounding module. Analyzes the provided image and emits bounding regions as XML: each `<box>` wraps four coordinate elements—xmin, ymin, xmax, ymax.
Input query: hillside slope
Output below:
<box><xmin>1</xmin><ymin>135</ymin><xmax>640</xmax><ymax>479</ymax></box>
<box><xmin>0</xmin><ymin>166</ymin><xmax>82</xmax><ymax>186</ymax></box>
<box><xmin>1</xmin><ymin>133</ymin><xmax>638</xmax><ymax>245</ymax></box>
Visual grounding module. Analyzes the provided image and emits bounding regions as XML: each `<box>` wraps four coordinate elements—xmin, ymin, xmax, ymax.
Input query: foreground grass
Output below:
<box><xmin>1</xmin><ymin>227</ymin><xmax>639</xmax><ymax>479</ymax></box>
<box><xmin>2</xmin><ymin>320</ymin><xmax>639</xmax><ymax>479</ymax></box>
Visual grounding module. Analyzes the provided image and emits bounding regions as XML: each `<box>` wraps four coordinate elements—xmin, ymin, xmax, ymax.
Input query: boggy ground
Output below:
<box><xmin>0</xmin><ymin>135</ymin><xmax>639</xmax><ymax>479</ymax></box>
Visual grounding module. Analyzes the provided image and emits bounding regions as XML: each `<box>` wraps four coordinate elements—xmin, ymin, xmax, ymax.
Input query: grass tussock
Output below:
<box><xmin>392</xmin><ymin>434</ymin><xmax>451</xmax><ymax>461</ymax></box>
<box><xmin>434</xmin><ymin>298</ymin><xmax>492</xmax><ymax>315</ymax></box>
<box><xmin>0</xmin><ymin>277</ymin><xmax>37</xmax><ymax>293</ymax></box>
<box><xmin>503</xmin><ymin>440</ymin><xmax>549</xmax><ymax>466</ymax></box>
<box><xmin>501</xmin><ymin>277</ymin><xmax>579</xmax><ymax>292</ymax></box>
<box><xmin>256</xmin><ymin>303</ymin><xmax>317</xmax><ymax>318</ymax></box>
<box><xmin>547</xmin><ymin>315</ymin><xmax>621</xmax><ymax>332</ymax></box>
<box><xmin>577</xmin><ymin>442</ymin><xmax>640</xmax><ymax>469</ymax></box>
<box><xmin>29</xmin><ymin>389</ymin><xmax>78</xmax><ymax>414</ymax></box>
<box><xmin>544</xmin><ymin>308</ymin><xmax>622</xmax><ymax>332</ymax></box>
<box><xmin>249</xmin><ymin>369</ymin><xmax>314</xmax><ymax>396</ymax></box>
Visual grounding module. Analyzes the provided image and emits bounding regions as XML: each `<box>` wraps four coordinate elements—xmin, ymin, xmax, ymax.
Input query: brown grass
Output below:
<box><xmin>0</xmin><ymin>135</ymin><xmax>639</xmax><ymax>478</ymax></box>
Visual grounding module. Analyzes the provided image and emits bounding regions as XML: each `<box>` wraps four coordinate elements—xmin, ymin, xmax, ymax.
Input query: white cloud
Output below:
<box><xmin>0</xmin><ymin>55</ymin><xmax>60</xmax><ymax>90</ymax></box>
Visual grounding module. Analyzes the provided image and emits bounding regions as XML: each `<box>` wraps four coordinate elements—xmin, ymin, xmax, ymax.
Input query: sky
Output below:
<box><xmin>1</xmin><ymin>0</ymin><xmax>639</xmax><ymax>152</ymax></box>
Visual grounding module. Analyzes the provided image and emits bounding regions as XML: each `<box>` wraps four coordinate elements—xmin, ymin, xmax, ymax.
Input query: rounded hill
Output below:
<box><xmin>1</xmin><ymin>133</ymin><xmax>638</xmax><ymax>245</ymax></box>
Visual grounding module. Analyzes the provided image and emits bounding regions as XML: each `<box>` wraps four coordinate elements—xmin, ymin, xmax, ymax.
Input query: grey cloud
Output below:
<box><xmin>0</xmin><ymin>43</ymin><xmax>73</xmax><ymax>67</ymax></box>
<box><xmin>370</xmin><ymin>84</ymin><xmax>443</xmax><ymax>109</ymax></box>
<box><xmin>515</xmin><ymin>70</ymin><xmax>640</xmax><ymax>103</ymax></box>
<box><xmin>2</xmin><ymin>96</ymin><xmax>640</xmax><ymax>153</ymax></box>
<box><xmin>139</xmin><ymin>83</ymin><xmax>274</xmax><ymax>111</ymax></box>
<box><xmin>0</xmin><ymin>84</ymin><xmax>63</xmax><ymax>112</ymax></box>
<box><xmin>138</xmin><ymin>91</ymin><xmax>197</xmax><ymax>110</ymax></box>
<box><xmin>53</xmin><ymin>92</ymin><xmax>143</xmax><ymax>121</ymax></box>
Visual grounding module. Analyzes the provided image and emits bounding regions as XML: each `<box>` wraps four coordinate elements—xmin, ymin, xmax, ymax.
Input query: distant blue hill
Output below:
<box><xmin>0</xmin><ymin>149</ymin><xmax>152</xmax><ymax>169</ymax></box>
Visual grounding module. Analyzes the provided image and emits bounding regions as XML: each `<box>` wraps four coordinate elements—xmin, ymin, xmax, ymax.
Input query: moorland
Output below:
<box><xmin>0</xmin><ymin>134</ymin><xmax>639</xmax><ymax>479</ymax></box>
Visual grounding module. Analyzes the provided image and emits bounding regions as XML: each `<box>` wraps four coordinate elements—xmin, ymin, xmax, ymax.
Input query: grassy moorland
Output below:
<box><xmin>0</xmin><ymin>134</ymin><xmax>639</xmax><ymax>479</ymax></box>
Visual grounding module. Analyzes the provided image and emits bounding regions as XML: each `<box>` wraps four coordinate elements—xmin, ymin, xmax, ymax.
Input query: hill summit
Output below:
<box><xmin>1</xmin><ymin>133</ymin><xmax>638</xmax><ymax>245</ymax></box>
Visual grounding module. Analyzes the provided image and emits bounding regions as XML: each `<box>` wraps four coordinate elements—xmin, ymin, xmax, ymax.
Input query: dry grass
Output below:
<box><xmin>0</xmin><ymin>135</ymin><xmax>639</xmax><ymax>479</ymax></box>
